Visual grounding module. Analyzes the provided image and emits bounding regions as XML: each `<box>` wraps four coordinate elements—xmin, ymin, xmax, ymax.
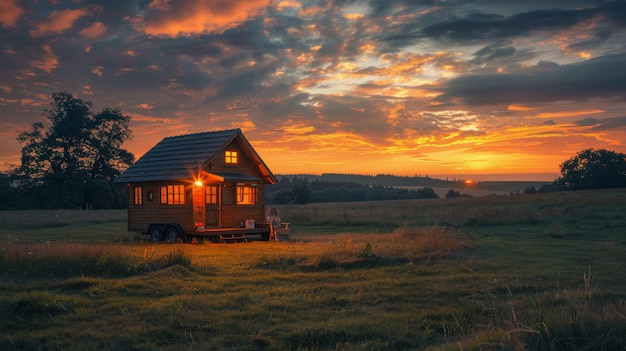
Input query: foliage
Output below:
<box><xmin>9</xmin><ymin>92</ymin><xmax>133</xmax><ymax>209</ymax></box>
<box><xmin>445</xmin><ymin>189</ymin><xmax>473</xmax><ymax>198</ymax></box>
<box><xmin>555</xmin><ymin>148</ymin><xmax>626</xmax><ymax>190</ymax></box>
<box><xmin>290</xmin><ymin>177</ymin><xmax>311</xmax><ymax>204</ymax></box>
<box><xmin>0</xmin><ymin>172</ymin><xmax>19</xmax><ymax>210</ymax></box>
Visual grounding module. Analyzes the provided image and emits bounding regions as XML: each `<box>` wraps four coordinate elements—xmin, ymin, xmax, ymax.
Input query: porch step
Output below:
<box><xmin>219</xmin><ymin>233</ymin><xmax>248</xmax><ymax>243</ymax></box>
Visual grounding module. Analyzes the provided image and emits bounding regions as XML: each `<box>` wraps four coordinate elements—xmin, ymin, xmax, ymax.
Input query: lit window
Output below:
<box><xmin>225</xmin><ymin>150</ymin><xmax>238</xmax><ymax>164</ymax></box>
<box><xmin>237</xmin><ymin>184</ymin><xmax>258</xmax><ymax>205</ymax></box>
<box><xmin>133</xmin><ymin>186</ymin><xmax>142</xmax><ymax>205</ymax></box>
<box><xmin>205</xmin><ymin>185</ymin><xmax>219</xmax><ymax>204</ymax></box>
<box><xmin>160</xmin><ymin>185</ymin><xmax>185</xmax><ymax>205</ymax></box>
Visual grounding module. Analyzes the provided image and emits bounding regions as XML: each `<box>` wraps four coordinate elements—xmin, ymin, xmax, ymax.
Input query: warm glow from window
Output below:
<box><xmin>225</xmin><ymin>150</ymin><xmax>238</xmax><ymax>164</ymax></box>
<box><xmin>133</xmin><ymin>186</ymin><xmax>142</xmax><ymax>205</ymax></box>
<box><xmin>237</xmin><ymin>184</ymin><xmax>258</xmax><ymax>205</ymax></box>
<box><xmin>160</xmin><ymin>185</ymin><xmax>185</xmax><ymax>205</ymax></box>
<box><xmin>205</xmin><ymin>185</ymin><xmax>218</xmax><ymax>204</ymax></box>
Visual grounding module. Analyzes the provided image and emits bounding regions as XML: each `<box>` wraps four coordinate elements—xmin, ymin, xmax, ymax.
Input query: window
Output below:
<box><xmin>225</xmin><ymin>150</ymin><xmax>238</xmax><ymax>164</ymax></box>
<box><xmin>160</xmin><ymin>185</ymin><xmax>185</xmax><ymax>205</ymax></box>
<box><xmin>237</xmin><ymin>184</ymin><xmax>258</xmax><ymax>205</ymax></box>
<box><xmin>205</xmin><ymin>185</ymin><xmax>219</xmax><ymax>204</ymax></box>
<box><xmin>133</xmin><ymin>186</ymin><xmax>142</xmax><ymax>205</ymax></box>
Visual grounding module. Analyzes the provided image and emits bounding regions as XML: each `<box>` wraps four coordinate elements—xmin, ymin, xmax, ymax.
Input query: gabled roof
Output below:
<box><xmin>114</xmin><ymin>129</ymin><xmax>276</xmax><ymax>184</ymax></box>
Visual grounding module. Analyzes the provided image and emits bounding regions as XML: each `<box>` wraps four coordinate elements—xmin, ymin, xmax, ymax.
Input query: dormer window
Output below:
<box><xmin>225</xmin><ymin>150</ymin><xmax>238</xmax><ymax>164</ymax></box>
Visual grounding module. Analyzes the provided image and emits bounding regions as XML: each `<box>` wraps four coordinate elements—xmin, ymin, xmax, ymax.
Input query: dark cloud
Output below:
<box><xmin>380</xmin><ymin>2</ymin><xmax>618</xmax><ymax>51</ymax></box>
<box><xmin>471</xmin><ymin>44</ymin><xmax>516</xmax><ymax>64</ymax></box>
<box><xmin>575</xmin><ymin>118</ymin><xmax>599</xmax><ymax>127</ymax></box>
<box><xmin>575</xmin><ymin>115</ymin><xmax>626</xmax><ymax>130</ymax></box>
<box><xmin>422</xmin><ymin>7</ymin><xmax>596</xmax><ymax>42</ymax></box>
<box><xmin>590</xmin><ymin>116</ymin><xmax>626</xmax><ymax>130</ymax></box>
<box><xmin>600</xmin><ymin>0</ymin><xmax>626</xmax><ymax>28</ymax></box>
<box><xmin>438</xmin><ymin>53</ymin><xmax>626</xmax><ymax>106</ymax></box>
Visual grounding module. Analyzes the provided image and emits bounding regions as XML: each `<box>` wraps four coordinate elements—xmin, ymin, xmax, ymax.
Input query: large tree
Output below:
<box><xmin>14</xmin><ymin>92</ymin><xmax>134</xmax><ymax>209</ymax></box>
<box><xmin>555</xmin><ymin>148</ymin><xmax>626</xmax><ymax>190</ymax></box>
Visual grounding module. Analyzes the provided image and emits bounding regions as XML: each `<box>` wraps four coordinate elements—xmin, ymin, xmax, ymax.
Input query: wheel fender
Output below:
<box><xmin>164</xmin><ymin>223</ymin><xmax>183</xmax><ymax>243</ymax></box>
<box><xmin>149</xmin><ymin>224</ymin><xmax>165</xmax><ymax>242</ymax></box>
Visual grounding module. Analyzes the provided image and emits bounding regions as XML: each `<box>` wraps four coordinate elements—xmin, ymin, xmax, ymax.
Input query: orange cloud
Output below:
<box><xmin>535</xmin><ymin>109</ymin><xmax>604</xmax><ymax>118</ymax></box>
<box><xmin>140</xmin><ymin>0</ymin><xmax>270</xmax><ymax>37</ymax></box>
<box><xmin>31</xmin><ymin>8</ymin><xmax>89</xmax><ymax>37</ymax></box>
<box><xmin>81</xmin><ymin>86</ymin><xmax>94</xmax><ymax>95</ymax></box>
<box><xmin>91</xmin><ymin>66</ymin><xmax>104</xmax><ymax>77</ymax></box>
<box><xmin>508</xmin><ymin>104</ymin><xmax>535</xmax><ymax>111</ymax></box>
<box><xmin>135</xmin><ymin>103</ymin><xmax>154</xmax><ymax>110</ymax></box>
<box><xmin>282</xmin><ymin>121</ymin><xmax>315</xmax><ymax>135</ymax></box>
<box><xmin>0</xmin><ymin>0</ymin><xmax>23</xmax><ymax>27</ymax></box>
<box><xmin>276</xmin><ymin>1</ymin><xmax>300</xmax><ymax>10</ymax></box>
<box><xmin>230</xmin><ymin>119</ymin><xmax>256</xmax><ymax>131</ymax></box>
<box><xmin>79</xmin><ymin>22</ymin><xmax>106</xmax><ymax>38</ymax></box>
<box><xmin>32</xmin><ymin>45</ymin><xmax>58</xmax><ymax>74</ymax></box>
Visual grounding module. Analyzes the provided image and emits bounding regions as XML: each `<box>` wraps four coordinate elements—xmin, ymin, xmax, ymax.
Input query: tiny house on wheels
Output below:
<box><xmin>114</xmin><ymin>129</ymin><xmax>279</xmax><ymax>243</ymax></box>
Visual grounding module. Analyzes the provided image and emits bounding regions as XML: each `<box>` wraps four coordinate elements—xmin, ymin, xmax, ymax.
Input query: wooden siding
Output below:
<box><xmin>216</xmin><ymin>182</ymin><xmax>266</xmax><ymax>228</ymax></box>
<box><xmin>127</xmin><ymin>181</ymin><xmax>267</xmax><ymax>234</ymax></box>
<box><xmin>127</xmin><ymin>182</ymin><xmax>195</xmax><ymax>233</ymax></box>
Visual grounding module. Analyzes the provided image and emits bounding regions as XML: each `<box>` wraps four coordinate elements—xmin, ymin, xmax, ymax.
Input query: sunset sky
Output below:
<box><xmin>1</xmin><ymin>0</ymin><xmax>626</xmax><ymax>181</ymax></box>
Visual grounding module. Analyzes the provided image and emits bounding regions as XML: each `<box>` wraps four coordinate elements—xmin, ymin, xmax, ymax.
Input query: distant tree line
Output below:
<box><xmin>0</xmin><ymin>92</ymin><xmax>133</xmax><ymax>210</ymax></box>
<box><xmin>266</xmin><ymin>176</ymin><xmax>439</xmax><ymax>204</ymax></box>
<box><xmin>277</xmin><ymin>173</ymin><xmax>468</xmax><ymax>188</ymax></box>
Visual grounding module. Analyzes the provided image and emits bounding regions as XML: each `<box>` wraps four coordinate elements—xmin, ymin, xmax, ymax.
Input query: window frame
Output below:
<box><xmin>236</xmin><ymin>183</ymin><xmax>258</xmax><ymax>205</ymax></box>
<box><xmin>133</xmin><ymin>186</ymin><xmax>143</xmax><ymax>205</ymax></box>
<box><xmin>205</xmin><ymin>185</ymin><xmax>219</xmax><ymax>204</ymax></box>
<box><xmin>225</xmin><ymin>150</ymin><xmax>238</xmax><ymax>165</ymax></box>
<box><xmin>160</xmin><ymin>184</ymin><xmax>186</xmax><ymax>205</ymax></box>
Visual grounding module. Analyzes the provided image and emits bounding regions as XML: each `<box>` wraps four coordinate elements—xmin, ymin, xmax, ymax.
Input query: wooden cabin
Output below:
<box><xmin>114</xmin><ymin>129</ymin><xmax>278</xmax><ymax>243</ymax></box>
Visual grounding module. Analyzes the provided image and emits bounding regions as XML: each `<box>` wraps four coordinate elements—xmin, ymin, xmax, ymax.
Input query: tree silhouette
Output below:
<box><xmin>555</xmin><ymin>148</ymin><xmax>626</xmax><ymax>190</ymax></box>
<box><xmin>13</xmin><ymin>92</ymin><xmax>134</xmax><ymax>209</ymax></box>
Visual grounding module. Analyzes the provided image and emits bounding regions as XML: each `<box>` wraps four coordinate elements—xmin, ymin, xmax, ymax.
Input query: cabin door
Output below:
<box><xmin>204</xmin><ymin>184</ymin><xmax>220</xmax><ymax>227</ymax></box>
<box><xmin>192</xmin><ymin>184</ymin><xmax>205</xmax><ymax>228</ymax></box>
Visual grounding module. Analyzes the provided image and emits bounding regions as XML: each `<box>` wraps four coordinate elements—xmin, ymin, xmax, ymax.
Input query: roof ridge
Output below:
<box><xmin>162</xmin><ymin>128</ymin><xmax>241</xmax><ymax>140</ymax></box>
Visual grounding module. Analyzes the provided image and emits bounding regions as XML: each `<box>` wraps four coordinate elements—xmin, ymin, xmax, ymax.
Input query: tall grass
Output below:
<box><xmin>276</xmin><ymin>189</ymin><xmax>626</xmax><ymax>230</ymax></box>
<box><xmin>0</xmin><ymin>239</ymin><xmax>191</xmax><ymax>279</ymax></box>
<box><xmin>0</xmin><ymin>209</ymin><xmax>126</xmax><ymax>230</ymax></box>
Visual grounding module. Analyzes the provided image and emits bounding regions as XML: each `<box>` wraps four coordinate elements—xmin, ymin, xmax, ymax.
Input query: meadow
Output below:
<box><xmin>1</xmin><ymin>189</ymin><xmax>625</xmax><ymax>350</ymax></box>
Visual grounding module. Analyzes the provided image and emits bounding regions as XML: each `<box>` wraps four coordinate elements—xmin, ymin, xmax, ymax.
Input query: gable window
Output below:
<box><xmin>205</xmin><ymin>185</ymin><xmax>219</xmax><ymax>204</ymax></box>
<box><xmin>160</xmin><ymin>184</ymin><xmax>185</xmax><ymax>205</ymax></box>
<box><xmin>133</xmin><ymin>186</ymin><xmax>143</xmax><ymax>205</ymax></box>
<box><xmin>237</xmin><ymin>183</ymin><xmax>258</xmax><ymax>205</ymax></box>
<box><xmin>225</xmin><ymin>150</ymin><xmax>238</xmax><ymax>164</ymax></box>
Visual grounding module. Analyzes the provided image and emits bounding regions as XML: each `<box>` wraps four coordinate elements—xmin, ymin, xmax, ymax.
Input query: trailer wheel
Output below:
<box><xmin>150</xmin><ymin>226</ymin><xmax>163</xmax><ymax>242</ymax></box>
<box><xmin>165</xmin><ymin>226</ymin><xmax>181</xmax><ymax>243</ymax></box>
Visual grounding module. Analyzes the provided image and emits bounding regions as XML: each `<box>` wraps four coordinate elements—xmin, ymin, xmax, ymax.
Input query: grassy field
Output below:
<box><xmin>1</xmin><ymin>189</ymin><xmax>625</xmax><ymax>350</ymax></box>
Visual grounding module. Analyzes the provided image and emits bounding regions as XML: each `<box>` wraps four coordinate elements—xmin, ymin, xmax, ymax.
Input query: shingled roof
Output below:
<box><xmin>114</xmin><ymin>129</ymin><xmax>276</xmax><ymax>184</ymax></box>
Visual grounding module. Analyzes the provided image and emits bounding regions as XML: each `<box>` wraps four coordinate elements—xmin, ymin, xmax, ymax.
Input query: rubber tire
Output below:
<box><xmin>150</xmin><ymin>226</ymin><xmax>163</xmax><ymax>242</ymax></box>
<box><xmin>165</xmin><ymin>226</ymin><xmax>180</xmax><ymax>243</ymax></box>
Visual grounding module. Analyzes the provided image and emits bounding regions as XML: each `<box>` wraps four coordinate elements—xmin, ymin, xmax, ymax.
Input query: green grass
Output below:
<box><xmin>1</xmin><ymin>190</ymin><xmax>625</xmax><ymax>350</ymax></box>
